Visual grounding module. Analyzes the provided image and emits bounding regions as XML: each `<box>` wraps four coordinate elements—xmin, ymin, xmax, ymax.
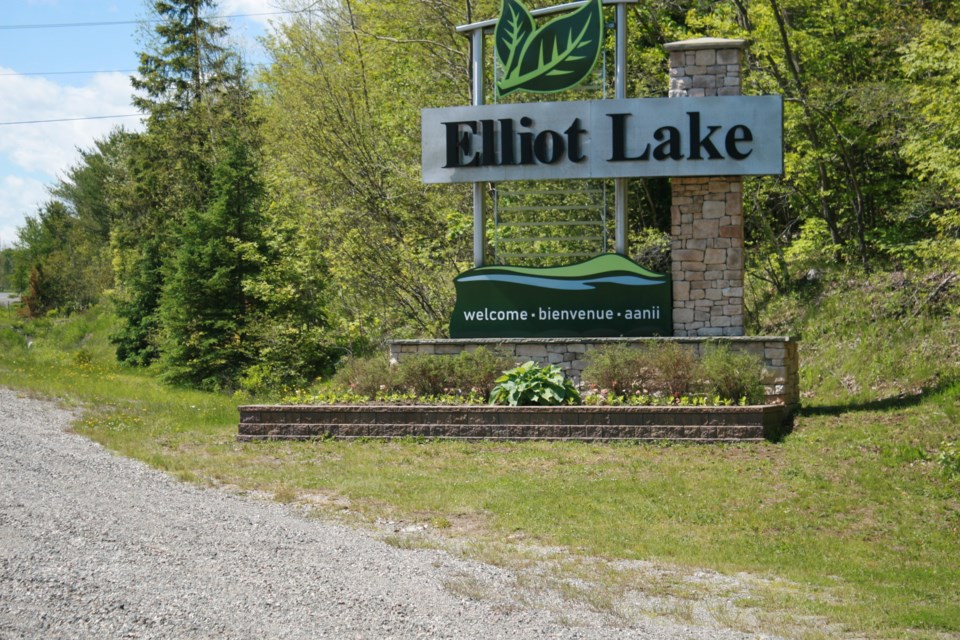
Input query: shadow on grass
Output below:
<box><xmin>799</xmin><ymin>378</ymin><xmax>958</xmax><ymax>418</ymax></box>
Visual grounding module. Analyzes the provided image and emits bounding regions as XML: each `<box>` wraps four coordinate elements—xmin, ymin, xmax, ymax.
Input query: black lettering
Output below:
<box><xmin>608</xmin><ymin>113</ymin><xmax>650</xmax><ymax>161</ymax></box>
<box><xmin>688</xmin><ymin>112</ymin><xmax>723</xmax><ymax>160</ymax></box>
<box><xmin>443</xmin><ymin>121</ymin><xmax>480</xmax><ymax>168</ymax></box>
<box><xmin>480</xmin><ymin>120</ymin><xmax>496</xmax><ymax>166</ymax></box>
<box><xmin>653</xmin><ymin>126</ymin><xmax>683</xmax><ymax>160</ymax></box>
<box><xmin>519</xmin><ymin>116</ymin><xmax>535</xmax><ymax>165</ymax></box>
<box><xmin>564</xmin><ymin>118</ymin><xmax>587</xmax><ymax>163</ymax></box>
<box><xmin>725</xmin><ymin>125</ymin><xmax>753</xmax><ymax>160</ymax></box>
<box><xmin>534</xmin><ymin>130</ymin><xmax>564</xmax><ymax>164</ymax></box>
<box><xmin>499</xmin><ymin>118</ymin><xmax>516</xmax><ymax>166</ymax></box>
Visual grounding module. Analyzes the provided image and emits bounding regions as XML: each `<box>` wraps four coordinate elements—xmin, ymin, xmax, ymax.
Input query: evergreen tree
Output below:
<box><xmin>113</xmin><ymin>0</ymin><xmax>258</xmax><ymax>373</ymax></box>
<box><xmin>158</xmin><ymin>135</ymin><xmax>264</xmax><ymax>389</ymax></box>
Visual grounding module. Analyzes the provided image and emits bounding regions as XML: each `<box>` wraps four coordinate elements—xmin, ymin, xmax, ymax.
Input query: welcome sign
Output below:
<box><xmin>422</xmin><ymin>96</ymin><xmax>783</xmax><ymax>183</ymax></box>
<box><xmin>450</xmin><ymin>255</ymin><xmax>671</xmax><ymax>338</ymax></box>
<box><xmin>428</xmin><ymin>0</ymin><xmax>784</xmax><ymax>339</ymax></box>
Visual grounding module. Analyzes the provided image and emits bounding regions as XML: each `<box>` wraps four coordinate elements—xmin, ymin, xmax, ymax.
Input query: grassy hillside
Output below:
<box><xmin>0</xmin><ymin>270</ymin><xmax>957</xmax><ymax>639</ymax></box>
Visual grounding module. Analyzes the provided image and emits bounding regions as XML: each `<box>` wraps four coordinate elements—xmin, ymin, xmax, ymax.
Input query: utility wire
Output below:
<box><xmin>0</xmin><ymin>69</ymin><xmax>139</xmax><ymax>77</ymax></box>
<box><xmin>0</xmin><ymin>114</ymin><xmax>142</xmax><ymax>126</ymax></box>
<box><xmin>0</xmin><ymin>11</ymin><xmax>300</xmax><ymax>30</ymax></box>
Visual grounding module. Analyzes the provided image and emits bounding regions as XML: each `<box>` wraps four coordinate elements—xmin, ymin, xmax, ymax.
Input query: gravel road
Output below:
<box><xmin>0</xmin><ymin>388</ymin><xmax>779</xmax><ymax>639</ymax></box>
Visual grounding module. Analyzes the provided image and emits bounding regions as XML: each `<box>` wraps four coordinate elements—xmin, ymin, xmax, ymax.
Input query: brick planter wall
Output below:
<box><xmin>238</xmin><ymin>404</ymin><xmax>790</xmax><ymax>443</ymax></box>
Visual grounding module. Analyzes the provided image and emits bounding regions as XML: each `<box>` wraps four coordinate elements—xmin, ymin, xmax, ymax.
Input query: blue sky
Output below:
<box><xmin>0</xmin><ymin>0</ymin><xmax>279</xmax><ymax>247</ymax></box>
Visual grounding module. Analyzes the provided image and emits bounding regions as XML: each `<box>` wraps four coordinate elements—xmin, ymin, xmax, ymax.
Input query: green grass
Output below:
<box><xmin>1</xmin><ymin>282</ymin><xmax>958</xmax><ymax>639</ymax></box>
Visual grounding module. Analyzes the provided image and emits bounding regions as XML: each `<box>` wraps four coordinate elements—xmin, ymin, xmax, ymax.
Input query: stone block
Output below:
<box><xmin>726</xmin><ymin>248</ymin><xmax>743</xmax><ymax>269</ymax></box>
<box><xmin>720</xmin><ymin>225</ymin><xmax>740</xmax><ymax>238</ymax></box>
<box><xmin>693</xmin><ymin>219</ymin><xmax>720</xmax><ymax>237</ymax></box>
<box><xmin>702</xmin><ymin>200</ymin><xmax>727</xmax><ymax>218</ymax></box>
<box><xmin>674</xmin><ymin>249</ymin><xmax>705</xmax><ymax>262</ymax></box>
<box><xmin>695</xmin><ymin>49</ymin><xmax>717</xmax><ymax>66</ymax></box>
<box><xmin>673</xmin><ymin>281</ymin><xmax>691</xmax><ymax>300</ymax></box>
<box><xmin>674</xmin><ymin>308</ymin><xmax>695</xmax><ymax>323</ymax></box>
<box><xmin>692</xmin><ymin>75</ymin><xmax>717</xmax><ymax>89</ymax></box>
<box><xmin>517</xmin><ymin>345</ymin><xmax>547</xmax><ymax>357</ymax></box>
<box><xmin>717</xmin><ymin>48</ymin><xmax>740</xmax><ymax>65</ymax></box>
<box><xmin>726</xmin><ymin>195</ymin><xmax>742</xmax><ymax>216</ymax></box>
<box><xmin>704</xmin><ymin>248</ymin><xmax>727</xmax><ymax>265</ymax></box>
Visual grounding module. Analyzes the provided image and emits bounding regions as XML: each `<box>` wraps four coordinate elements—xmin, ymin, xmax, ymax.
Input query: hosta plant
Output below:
<box><xmin>489</xmin><ymin>361</ymin><xmax>581</xmax><ymax>406</ymax></box>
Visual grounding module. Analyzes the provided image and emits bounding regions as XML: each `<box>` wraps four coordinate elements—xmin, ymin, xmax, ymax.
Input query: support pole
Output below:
<box><xmin>613</xmin><ymin>1</ymin><xmax>628</xmax><ymax>256</ymax></box>
<box><xmin>471</xmin><ymin>29</ymin><xmax>486</xmax><ymax>267</ymax></box>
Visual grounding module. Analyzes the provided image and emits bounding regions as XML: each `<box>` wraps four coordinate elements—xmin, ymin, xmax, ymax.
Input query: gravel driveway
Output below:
<box><xmin>0</xmin><ymin>388</ymin><xmax>778</xmax><ymax>639</ymax></box>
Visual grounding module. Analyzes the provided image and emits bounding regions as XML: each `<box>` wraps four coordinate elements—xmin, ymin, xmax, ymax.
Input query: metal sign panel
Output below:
<box><xmin>449</xmin><ymin>254</ymin><xmax>671</xmax><ymax>338</ymax></box>
<box><xmin>422</xmin><ymin>95</ymin><xmax>783</xmax><ymax>183</ymax></box>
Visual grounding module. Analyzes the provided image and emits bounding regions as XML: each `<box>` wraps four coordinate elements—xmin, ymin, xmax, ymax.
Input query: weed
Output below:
<box><xmin>936</xmin><ymin>441</ymin><xmax>960</xmax><ymax>479</ymax></box>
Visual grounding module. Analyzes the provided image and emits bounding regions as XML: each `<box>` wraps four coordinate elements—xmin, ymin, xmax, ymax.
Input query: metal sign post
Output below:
<box><xmin>457</xmin><ymin>0</ymin><xmax>639</xmax><ymax>267</ymax></box>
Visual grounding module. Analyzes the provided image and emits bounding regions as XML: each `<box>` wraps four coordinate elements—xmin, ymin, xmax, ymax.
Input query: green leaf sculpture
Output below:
<box><xmin>495</xmin><ymin>0</ymin><xmax>603</xmax><ymax>97</ymax></box>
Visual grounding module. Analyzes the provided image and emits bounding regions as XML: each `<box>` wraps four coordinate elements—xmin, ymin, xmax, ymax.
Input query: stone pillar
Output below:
<box><xmin>666</xmin><ymin>38</ymin><xmax>747</xmax><ymax>337</ymax></box>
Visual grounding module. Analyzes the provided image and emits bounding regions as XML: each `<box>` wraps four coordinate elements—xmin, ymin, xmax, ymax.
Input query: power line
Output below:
<box><xmin>0</xmin><ymin>114</ymin><xmax>142</xmax><ymax>126</ymax></box>
<box><xmin>0</xmin><ymin>69</ymin><xmax>139</xmax><ymax>77</ymax></box>
<box><xmin>0</xmin><ymin>11</ymin><xmax>300</xmax><ymax>30</ymax></box>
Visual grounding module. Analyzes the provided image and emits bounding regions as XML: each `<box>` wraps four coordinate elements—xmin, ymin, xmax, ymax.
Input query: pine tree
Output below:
<box><xmin>113</xmin><ymin>0</ymin><xmax>257</xmax><ymax>372</ymax></box>
<box><xmin>158</xmin><ymin>135</ymin><xmax>264</xmax><ymax>389</ymax></box>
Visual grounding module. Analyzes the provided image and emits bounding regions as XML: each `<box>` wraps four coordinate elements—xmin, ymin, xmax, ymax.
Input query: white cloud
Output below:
<box><xmin>220</xmin><ymin>0</ymin><xmax>282</xmax><ymax>25</ymax></box>
<box><xmin>0</xmin><ymin>175</ymin><xmax>48</xmax><ymax>247</ymax></box>
<box><xmin>0</xmin><ymin>67</ymin><xmax>143</xmax><ymax>246</ymax></box>
<box><xmin>0</xmin><ymin>68</ymin><xmax>142</xmax><ymax>175</ymax></box>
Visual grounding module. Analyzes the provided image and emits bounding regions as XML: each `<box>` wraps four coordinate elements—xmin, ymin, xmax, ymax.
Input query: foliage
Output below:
<box><xmin>646</xmin><ymin>341</ymin><xmax>698</xmax><ymax>396</ymax></box>
<box><xmin>332</xmin><ymin>347</ymin><xmax>514</xmax><ymax>401</ymax></box>
<box><xmin>257</xmin><ymin>0</ymin><xmax>475</xmax><ymax>343</ymax></box>
<box><xmin>157</xmin><ymin>136</ymin><xmax>265</xmax><ymax>390</ymax></box>
<box><xmin>696</xmin><ymin>342</ymin><xmax>765</xmax><ymax>405</ymax></box>
<box><xmin>11</xmin><ymin>199</ymin><xmax>113</xmax><ymax>316</ymax></box>
<box><xmin>332</xmin><ymin>353</ymin><xmax>396</xmax><ymax>398</ymax></box>
<box><xmin>936</xmin><ymin>441</ymin><xmax>960</xmax><ymax>480</ymax></box>
<box><xmin>580</xmin><ymin>343</ymin><xmax>650</xmax><ymax>397</ymax></box>
<box><xmin>489</xmin><ymin>360</ymin><xmax>580</xmax><ymax>406</ymax></box>
<box><xmin>583</xmin><ymin>342</ymin><xmax>726</xmax><ymax>400</ymax></box>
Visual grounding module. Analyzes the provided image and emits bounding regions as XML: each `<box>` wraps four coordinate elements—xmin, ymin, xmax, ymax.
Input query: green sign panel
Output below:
<box><xmin>495</xmin><ymin>0</ymin><xmax>603</xmax><ymax>97</ymax></box>
<box><xmin>450</xmin><ymin>254</ymin><xmax>672</xmax><ymax>338</ymax></box>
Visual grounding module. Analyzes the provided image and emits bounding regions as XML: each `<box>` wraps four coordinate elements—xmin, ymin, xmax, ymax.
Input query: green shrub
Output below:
<box><xmin>697</xmin><ymin>342</ymin><xmax>766</xmax><ymax>404</ymax></box>
<box><xmin>581</xmin><ymin>343</ymin><xmax>650</xmax><ymax>396</ymax></box>
<box><xmin>332</xmin><ymin>353</ymin><xmax>395</xmax><ymax>397</ymax></box>
<box><xmin>489</xmin><ymin>361</ymin><xmax>580</xmax><ymax>406</ymax></box>
<box><xmin>329</xmin><ymin>348</ymin><xmax>514</xmax><ymax>401</ymax></box>
<box><xmin>447</xmin><ymin>348</ymin><xmax>515</xmax><ymax>397</ymax></box>
<box><xmin>646</xmin><ymin>342</ymin><xmax>697</xmax><ymax>395</ymax></box>
<box><xmin>398</xmin><ymin>348</ymin><xmax>514</xmax><ymax>399</ymax></box>
<box><xmin>582</xmin><ymin>342</ymin><xmax>697</xmax><ymax>396</ymax></box>
<box><xmin>395</xmin><ymin>353</ymin><xmax>449</xmax><ymax>396</ymax></box>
